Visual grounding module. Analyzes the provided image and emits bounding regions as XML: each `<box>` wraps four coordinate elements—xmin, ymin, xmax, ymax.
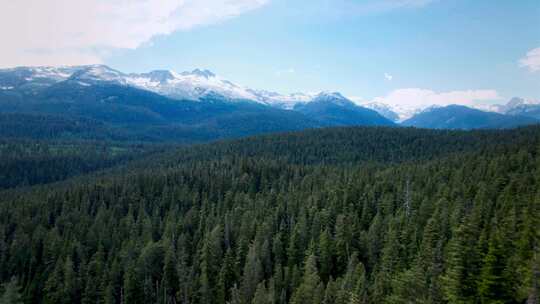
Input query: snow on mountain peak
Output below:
<box><xmin>309</xmin><ymin>91</ymin><xmax>355</xmax><ymax>107</ymax></box>
<box><xmin>122</xmin><ymin>68</ymin><xmax>261</xmax><ymax>101</ymax></box>
<box><xmin>182</xmin><ymin>69</ymin><xmax>216</xmax><ymax>79</ymax></box>
<box><xmin>479</xmin><ymin>97</ymin><xmax>540</xmax><ymax>114</ymax></box>
<box><xmin>314</xmin><ymin>91</ymin><xmax>347</xmax><ymax>100</ymax></box>
<box><xmin>246</xmin><ymin>89</ymin><xmax>315</xmax><ymax>109</ymax></box>
<box><xmin>26</xmin><ymin>66</ymin><xmax>77</xmax><ymax>80</ymax></box>
<box><xmin>138</xmin><ymin>70</ymin><xmax>177</xmax><ymax>83</ymax></box>
<box><xmin>359</xmin><ymin>101</ymin><xmax>430</xmax><ymax>122</ymax></box>
<box><xmin>361</xmin><ymin>102</ymin><xmax>400</xmax><ymax>122</ymax></box>
<box><xmin>0</xmin><ymin>64</ymin><xmax>401</xmax><ymax>112</ymax></box>
<box><xmin>70</xmin><ymin>65</ymin><xmax>127</xmax><ymax>85</ymax></box>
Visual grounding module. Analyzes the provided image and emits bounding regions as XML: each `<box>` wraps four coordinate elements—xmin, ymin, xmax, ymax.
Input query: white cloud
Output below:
<box><xmin>519</xmin><ymin>47</ymin><xmax>540</xmax><ymax>72</ymax></box>
<box><xmin>384</xmin><ymin>73</ymin><xmax>393</xmax><ymax>81</ymax></box>
<box><xmin>369</xmin><ymin>88</ymin><xmax>501</xmax><ymax>108</ymax></box>
<box><xmin>356</xmin><ymin>88</ymin><xmax>501</xmax><ymax>120</ymax></box>
<box><xmin>0</xmin><ymin>0</ymin><xmax>269</xmax><ymax>67</ymax></box>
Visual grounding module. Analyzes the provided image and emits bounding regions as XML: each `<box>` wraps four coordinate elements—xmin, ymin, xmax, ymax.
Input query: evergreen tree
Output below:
<box><xmin>290</xmin><ymin>254</ymin><xmax>323</xmax><ymax>304</ymax></box>
<box><xmin>318</xmin><ymin>229</ymin><xmax>335</xmax><ymax>283</ymax></box>
<box><xmin>163</xmin><ymin>247</ymin><xmax>179</xmax><ymax>304</ymax></box>
<box><xmin>242</xmin><ymin>244</ymin><xmax>264</xmax><ymax>303</ymax></box>
<box><xmin>0</xmin><ymin>277</ymin><xmax>23</xmax><ymax>304</ymax></box>
<box><xmin>478</xmin><ymin>228</ymin><xmax>512</xmax><ymax>304</ymax></box>
<box><xmin>252</xmin><ymin>281</ymin><xmax>272</xmax><ymax>304</ymax></box>
<box><xmin>0</xmin><ymin>125</ymin><xmax>539</xmax><ymax>304</ymax></box>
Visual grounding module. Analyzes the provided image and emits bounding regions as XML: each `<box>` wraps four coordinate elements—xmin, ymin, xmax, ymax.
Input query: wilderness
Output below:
<box><xmin>1</xmin><ymin>1</ymin><xmax>539</xmax><ymax>303</ymax></box>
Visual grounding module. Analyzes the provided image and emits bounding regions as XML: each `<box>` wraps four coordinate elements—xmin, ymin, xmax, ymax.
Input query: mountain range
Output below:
<box><xmin>401</xmin><ymin>104</ymin><xmax>539</xmax><ymax>129</ymax></box>
<box><xmin>0</xmin><ymin>64</ymin><xmax>538</xmax><ymax>142</ymax></box>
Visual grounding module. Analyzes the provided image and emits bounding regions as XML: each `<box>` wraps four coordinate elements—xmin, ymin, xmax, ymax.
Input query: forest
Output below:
<box><xmin>0</xmin><ymin>125</ymin><xmax>539</xmax><ymax>304</ymax></box>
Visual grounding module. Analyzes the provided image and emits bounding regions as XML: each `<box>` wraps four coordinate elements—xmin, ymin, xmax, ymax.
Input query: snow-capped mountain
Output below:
<box><xmin>493</xmin><ymin>97</ymin><xmax>540</xmax><ymax>120</ymax></box>
<box><xmin>124</xmin><ymin>68</ymin><xmax>318</xmax><ymax>107</ymax></box>
<box><xmin>2</xmin><ymin>65</ymin><xmax>537</xmax><ymax>127</ymax></box>
<box><xmin>0</xmin><ymin>65</ymin><xmax>87</xmax><ymax>90</ymax></box>
<box><xmin>0</xmin><ymin>64</ymin><xmax>317</xmax><ymax>108</ymax></box>
<box><xmin>307</xmin><ymin>91</ymin><xmax>353</xmax><ymax>106</ymax></box>
<box><xmin>245</xmin><ymin>89</ymin><xmax>314</xmax><ymax>109</ymax></box>
<box><xmin>360</xmin><ymin>102</ymin><xmax>429</xmax><ymax>122</ymax></box>
<box><xmin>294</xmin><ymin>92</ymin><xmax>395</xmax><ymax>126</ymax></box>
<box><xmin>361</xmin><ymin>102</ymin><xmax>400</xmax><ymax>122</ymax></box>
<box><xmin>69</xmin><ymin>65</ymin><xmax>126</xmax><ymax>85</ymax></box>
<box><xmin>0</xmin><ymin>64</ymin><xmax>427</xmax><ymax>118</ymax></box>
<box><xmin>493</xmin><ymin>97</ymin><xmax>540</xmax><ymax>113</ymax></box>
<box><xmin>125</xmin><ymin>68</ymin><xmax>261</xmax><ymax>102</ymax></box>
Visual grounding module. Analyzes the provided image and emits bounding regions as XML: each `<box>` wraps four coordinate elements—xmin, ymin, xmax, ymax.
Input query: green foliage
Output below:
<box><xmin>0</xmin><ymin>125</ymin><xmax>539</xmax><ymax>303</ymax></box>
<box><xmin>0</xmin><ymin>139</ymin><xmax>154</xmax><ymax>189</ymax></box>
<box><xmin>290</xmin><ymin>255</ymin><xmax>323</xmax><ymax>304</ymax></box>
<box><xmin>0</xmin><ymin>277</ymin><xmax>23</xmax><ymax>304</ymax></box>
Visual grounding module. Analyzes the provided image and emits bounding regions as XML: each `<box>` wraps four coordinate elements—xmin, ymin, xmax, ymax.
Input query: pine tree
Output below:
<box><xmin>290</xmin><ymin>254</ymin><xmax>323</xmax><ymax>304</ymax></box>
<box><xmin>82</xmin><ymin>248</ymin><xmax>105</xmax><ymax>304</ymax></box>
<box><xmin>63</xmin><ymin>256</ymin><xmax>80</xmax><ymax>304</ymax></box>
<box><xmin>323</xmin><ymin>278</ymin><xmax>338</xmax><ymax>304</ymax></box>
<box><xmin>43</xmin><ymin>258</ymin><xmax>64</xmax><ymax>304</ymax></box>
<box><xmin>442</xmin><ymin>219</ymin><xmax>482</xmax><ymax>304</ymax></box>
<box><xmin>199</xmin><ymin>225</ymin><xmax>224</xmax><ymax>304</ymax></box>
<box><xmin>252</xmin><ymin>281</ymin><xmax>271</xmax><ymax>304</ymax></box>
<box><xmin>0</xmin><ymin>277</ymin><xmax>23</xmax><ymax>304</ymax></box>
<box><xmin>242</xmin><ymin>243</ymin><xmax>264</xmax><ymax>303</ymax></box>
<box><xmin>163</xmin><ymin>247</ymin><xmax>179</xmax><ymax>304</ymax></box>
<box><xmin>123</xmin><ymin>262</ymin><xmax>143</xmax><ymax>304</ymax></box>
<box><xmin>318</xmin><ymin>229</ymin><xmax>335</xmax><ymax>283</ymax></box>
<box><xmin>336</xmin><ymin>253</ymin><xmax>365</xmax><ymax>304</ymax></box>
<box><xmin>335</xmin><ymin>215</ymin><xmax>351</xmax><ymax>273</ymax></box>
<box><xmin>217</xmin><ymin>248</ymin><xmax>236</xmax><ymax>304</ymax></box>
<box><xmin>478</xmin><ymin>228</ymin><xmax>511</xmax><ymax>304</ymax></box>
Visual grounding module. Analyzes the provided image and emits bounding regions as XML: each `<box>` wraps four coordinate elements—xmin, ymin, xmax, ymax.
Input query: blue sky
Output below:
<box><xmin>2</xmin><ymin>0</ymin><xmax>539</xmax><ymax>106</ymax></box>
<box><xmin>105</xmin><ymin>0</ymin><xmax>540</xmax><ymax>103</ymax></box>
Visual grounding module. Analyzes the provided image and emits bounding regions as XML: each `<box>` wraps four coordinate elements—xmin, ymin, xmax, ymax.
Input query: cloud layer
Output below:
<box><xmin>369</xmin><ymin>88</ymin><xmax>500</xmax><ymax>108</ymax></box>
<box><xmin>520</xmin><ymin>47</ymin><xmax>540</xmax><ymax>72</ymax></box>
<box><xmin>355</xmin><ymin>88</ymin><xmax>501</xmax><ymax>120</ymax></box>
<box><xmin>0</xmin><ymin>0</ymin><xmax>268</xmax><ymax>67</ymax></box>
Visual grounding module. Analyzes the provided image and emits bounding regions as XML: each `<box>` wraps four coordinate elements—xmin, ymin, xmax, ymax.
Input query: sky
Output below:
<box><xmin>1</xmin><ymin>0</ymin><xmax>539</xmax><ymax>108</ymax></box>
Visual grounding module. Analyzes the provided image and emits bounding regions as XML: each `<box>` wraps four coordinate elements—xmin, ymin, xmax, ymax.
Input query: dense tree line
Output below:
<box><xmin>0</xmin><ymin>139</ymin><xmax>159</xmax><ymax>190</ymax></box>
<box><xmin>0</xmin><ymin>126</ymin><xmax>539</xmax><ymax>303</ymax></box>
<box><xmin>149</xmin><ymin>126</ymin><xmax>540</xmax><ymax>166</ymax></box>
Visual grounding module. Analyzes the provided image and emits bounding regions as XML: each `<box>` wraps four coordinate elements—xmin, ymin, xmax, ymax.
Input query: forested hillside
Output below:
<box><xmin>0</xmin><ymin>139</ymin><xmax>160</xmax><ymax>190</ymax></box>
<box><xmin>0</xmin><ymin>126</ymin><xmax>539</xmax><ymax>304</ymax></box>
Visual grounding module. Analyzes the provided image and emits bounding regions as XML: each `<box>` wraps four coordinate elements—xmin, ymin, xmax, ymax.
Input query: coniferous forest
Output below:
<box><xmin>0</xmin><ymin>126</ymin><xmax>539</xmax><ymax>304</ymax></box>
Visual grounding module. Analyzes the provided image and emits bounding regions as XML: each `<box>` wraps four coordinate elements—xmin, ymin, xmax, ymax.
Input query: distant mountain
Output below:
<box><xmin>361</xmin><ymin>102</ymin><xmax>400</xmax><ymax>122</ymax></box>
<box><xmin>294</xmin><ymin>92</ymin><xmax>395</xmax><ymax>126</ymax></box>
<box><xmin>0</xmin><ymin>66</ymin><xmax>398</xmax><ymax>142</ymax></box>
<box><xmin>0</xmin><ymin>78</ymin><xmax>324</xmax><ymax>141</ymax></box>
<box><xmin>0</xmin><ymin>65</ymin><xmax>396</xmax><ymax>127</ymax></box>
<box><xmin>1</xmin><ymin>65</ymin><xmax>537</xmax><ymax>142</ymax></box>
<box><xmin>0</xmin><ymin>65</ymin><xmax>345</xmax><ymax>111</ymax></box>
<box><xmin>0</xmin><ymin>66</ymin><xmax>85</xmax><ymax>91</ymax></box>
<box><xmin>506</xmin><ymin>104</ymin><xmax>540</xmax><ymax>120</ymax></box>
<box><xmin>402</xmin><ymin>104</ymin><xmax>538</xmax><ymax>129</ymax></box>
<box><xmin>490</xmin><ymin>97</ymin><xmax>540</xmax><ymax>120</ymax></box>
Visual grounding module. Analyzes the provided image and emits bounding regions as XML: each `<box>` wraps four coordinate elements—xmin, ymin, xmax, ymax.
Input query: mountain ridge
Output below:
<box><xmin>2</xmin><ymin>65</ymin><xmax>538</xmax><ymax>119</ymax></box>
<box><xmin>402</xmin><ymin>104</ymin><xmax>538</xmax><ymax>129</ymax></box>
<box><xmin>0</xmin><ymin>65</ymin><xmax>538</xmax><ymax>134</ymax></box>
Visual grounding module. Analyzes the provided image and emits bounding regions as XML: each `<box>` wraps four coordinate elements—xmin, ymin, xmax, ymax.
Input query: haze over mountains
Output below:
<box><xmin>0</xmin><ymin>64</ymin><xmax>538</xmax><ymax>141</ymax></box>
<box><xmin>401</xmin><ymin>105</ymin><xmax>539</xmax><ymax>130</ymax></box>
